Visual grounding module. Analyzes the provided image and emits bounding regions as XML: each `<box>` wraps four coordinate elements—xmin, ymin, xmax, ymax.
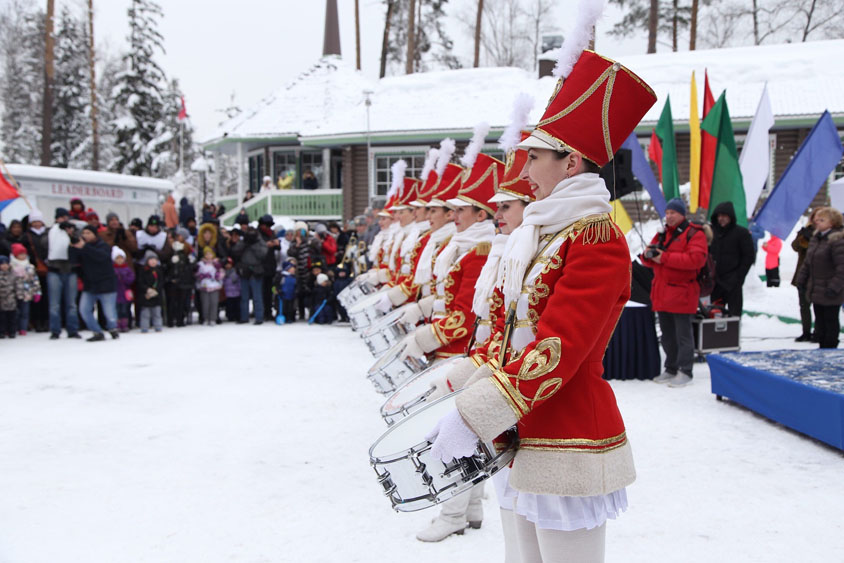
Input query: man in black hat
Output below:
<box><xmin>46</xmin><ymin>207</ymin><xmax>81</xmax><ymax>339</ymax></box>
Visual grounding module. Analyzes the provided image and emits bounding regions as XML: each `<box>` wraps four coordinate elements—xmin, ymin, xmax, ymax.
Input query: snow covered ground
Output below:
<box><xmin>1</xmin><ymin>310</ymin><xmax>842</xmax><ymax>562</ymax></box>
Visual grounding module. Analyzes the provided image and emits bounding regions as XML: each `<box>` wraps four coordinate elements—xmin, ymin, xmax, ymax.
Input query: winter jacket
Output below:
<box><xmin>641</xmin><ymin>220</ymin><xmax>708</xmax><ymax>314</ymax></box>
<box><xmin>790</xmin><ymin>224</ymin><xmax>814</xmax><ymax>286</ymax></box>
<box><xmin>309</xmin><ymin>284</ymin><xmax>334</xmax><ymax>323</ymax></box>
<box><xmin>162</xmin><ymin>196</ymin><xmax>179</xmax><ymax>229</ymax></box>
<box><xmin>258</xmin><ymin>226</ymin><xmax>278</xmax><ymax>274</ymax></box>
<box><xmin>196</xmin><ymin>223</ymin><xmax>228</xmax><ymax>261</ymax></box>
<box><xmin>234</xmin><ymin>233</ymin><xmax>268</xmax><ymax>279</ymax></box>
<box><xmin>278</xmin><ymin>271</ymin><xmax>297</xmax><ymax>301</ymax></box>
<box><xmin>288</xmin><ymin>236</ymin><xmax>320</xmax><ymax>282</ymax></box>
<box><xmin>135</xmin><ymin>229</ymin><xmax>173</xmax><ymax>263</ymax></box>
<box><xmin>100</xmin><ymin>225</ymin><xmax>138</xmax><ymax>259</ymax></box>
<box><xmin>70</xmin><ymin>238</ymin><xmax>117</xmax><ymax>294</ymax></box>
<box><xmin>320</xmin><ymin>234</ymin><xmax>338</xmax><ymax>266</ymax></box>
<box><xmin>795</xmin><ymin>227</ymin><xmax>844</xmax><ymax>306</ymax></box>
<box><xmin>0</xmin><ymin>269</ymin><xmax>16</xmax><ymax>311</ymax></box>
<box><xmin>234</xmin><ymin>210</ymin><xmax>250</xmax><ymax>225</ymax></box>
<box><xmin>26</xmin><ymin>227</ymin><xmax>49</xmax><ymax>271</ymax></box>
<box><xmin>179</xmin><ymin>198</ymin><xmax>196</xmax><ymax>227</ymax></box>
<box><xmin>114</xmin><ymin>263</ymin><xmax>136</xmax><ymax>304</ymax></box>
<box><xmin>762</xmin><ymin>236</ymin><xmax>782</xmax><ymax>270</ymax></box>
<box><xmin>47</xmin><ymin>223</ymin><xmax>74</xmax><ymax>273</ymax></box>
<box><xmin>709</xmin><ymin>202</ymin><xmax>755</xmax><ymax>291</ymax></box>
<box><xmin>137</xmin><ymin>265</ymin><xmax>163</xmax><ymax>307</ymax></box>
<box><xmin>223</xmin><ymin>268</ymin><xmax>241</xmax><ymax>298</ymax></box>
<box><xmin>1</xmin><ymin>229</ymin><xmax>29</xmax><ymax>258</ymax></box>
<box><xmin>167</xmin><ymin>250</ymin><xmax>197</xmax><ymax>290</ymax></box>
<box><xmin>69</xmin><ymin>199</ymin><xmax>88</xmax><ymax>222</ymax></box>
<box><xmin>9</xmin><ymin>256</ymin><xmax>41</xmax><ymax>302</ymax></box>
<box><xmin>196</xmin><ymin>259</ymin><xmax>224</xmax><ymax>292</ymax></box>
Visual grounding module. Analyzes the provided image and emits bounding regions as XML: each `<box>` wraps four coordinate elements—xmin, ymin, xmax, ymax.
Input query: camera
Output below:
<box><xmin>644</xmin><ymin>244</ymin><xmax>663</xmax><ymax>259</ymax></box>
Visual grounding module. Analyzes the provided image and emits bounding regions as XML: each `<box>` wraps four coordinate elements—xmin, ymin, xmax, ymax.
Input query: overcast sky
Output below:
<box><xmin>49</xmin><ymin>0</ymin><xmax>645</xmax><ymax>142</ymax></box>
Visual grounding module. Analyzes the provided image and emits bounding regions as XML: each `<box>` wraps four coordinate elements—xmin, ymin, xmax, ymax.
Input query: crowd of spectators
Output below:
<box><xmin>0</xmin><ymin>196</ymin><xmax>371</xmax><ymax>342</ymax></box>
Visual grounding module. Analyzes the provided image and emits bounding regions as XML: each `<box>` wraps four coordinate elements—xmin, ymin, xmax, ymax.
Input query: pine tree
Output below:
<box><xmin>110</xmin><ymin>0</ymin><xmax>167</xmax><ymax>176</ymax></box>
<box><xmin>150</xmin><ymin>78</ymin><xmax>196</xmax><ymax>179</ymax></box>
<box><xmin>51</xmin><ymin>5</ymin><xmax>90</xmax><ymax>168</ymax></box>
<box><xmin>0</xmin><ymin>5</ymin><xmax>45</xmax><ymax>164</ymax></box>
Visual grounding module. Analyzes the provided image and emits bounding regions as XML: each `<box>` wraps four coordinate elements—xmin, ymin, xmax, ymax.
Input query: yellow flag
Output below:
<box><xmin>611</xmin><ymin>199</ymin><xmax>633</xmax><ymax>235</ymax></box>
<box><xmin>689</xmin><ymin>71</ymin><xmax>701</xmax><ymax>213</ymax></box>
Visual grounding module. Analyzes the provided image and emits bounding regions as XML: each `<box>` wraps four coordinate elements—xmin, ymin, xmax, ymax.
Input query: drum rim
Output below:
<box><xmin>369</xmin><ymin>391</ymin><xmax>460</xmax><ymax>462</ymax></box>
<box><xmin>379</xmin><ymin>356</ymin><xmax>466</xmax><ymax>418</ymax></box>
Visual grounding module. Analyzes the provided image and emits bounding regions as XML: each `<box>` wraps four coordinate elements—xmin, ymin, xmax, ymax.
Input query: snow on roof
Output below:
<box><xmin>6</xmin><ymin>164</ymin><xmax>174</xmax><ymax>192</ymax></box>
<box><xmin>205</xmin><ymin>40</ymin><xmax>844</xmax><ymax>147</ymax></box>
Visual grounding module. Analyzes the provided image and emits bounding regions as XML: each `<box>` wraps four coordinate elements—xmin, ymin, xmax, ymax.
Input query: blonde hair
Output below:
<box><xmin>814</xmin><ymin>206</ymin><xmax>843</xmax><ymax>228</ymax></box>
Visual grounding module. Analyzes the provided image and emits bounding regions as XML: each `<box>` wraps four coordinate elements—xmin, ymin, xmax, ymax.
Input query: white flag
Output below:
<box><xmin>739</xmin><ymin>84</ymin><xmax>774</xmax><ymax>218</ymax></box>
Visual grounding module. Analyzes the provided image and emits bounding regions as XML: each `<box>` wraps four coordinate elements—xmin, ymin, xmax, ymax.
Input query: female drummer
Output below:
<box><xmin>426</xmin><ymin>47</ymin><xmax>657</xmax><ymax>561</ymax></box>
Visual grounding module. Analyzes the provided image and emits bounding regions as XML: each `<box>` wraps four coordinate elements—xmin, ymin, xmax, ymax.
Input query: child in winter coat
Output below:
<box><xmin>309</xmin><ymin>272</ymin><xmax>335</xmax><ymax>325</ymax></box>
<box><xmin>166</xmin><ymin>240</ymin><xmax>196</xmax><ymax>327</ymax></box>
<box><xmin>222</xmin><ymin>257</ymin><xmax>241</xmax><ymax>322</ymax></box>
<box><xmin>332</xmin><ymin>266</ymin><xmax>351</xmax><ymax>323</ymax></box>
<box><xmin>9</xmin><ymin>243</ymin><xmax>41</xmax><ymax>335</ymax></box>
<box><xmin>762</xmin><ymin>235</ymin><xmax>783</xmax><ymax>288</ymax></box>
<box><xmin>137</xmin><ymin>250</ymin><xmax>163</xmax><ymax>332</ymax></box>
<box><xmin>277</xmin><ymin>260</ymin><xmax>297</xmax><ymax>323</ymax></box>
<box><xmin>112</xmin><ymin>247</ymin><xmax>135</xmax><ymax>332</ymax></box>
<box><xmin>195</xmin><ymin>248</ymin><xmax>224</xmax><ymax>326</ymax></box>
<box><xmin>0</xmin><ymin>256</ymin><xmax>17</xmax><ymax>338</ymax></box>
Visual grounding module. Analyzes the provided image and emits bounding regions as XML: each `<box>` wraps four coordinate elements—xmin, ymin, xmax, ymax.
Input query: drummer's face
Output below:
<box><xmin>427</xmin><ymin>206</ymin><xmax>453</xmax><ymax>231</ymax></box>
<box><xmin>520</xmin><ymin>148</ymin><xmax>571</xmax><ymax>201</ymax></box>
<box><xmin>413</xmin><ymin>206</ymin><xmax>428</xmax><ymax>222</ymax></box>
<box><xmin>494</xmin><ymin>200</ymin><xmax>527</xmax><ymax>235</ymax></box>
<box><xmin>397</xmin><ymin>208</ymin><xmax>415</xmax><ymax>227</ymax></box>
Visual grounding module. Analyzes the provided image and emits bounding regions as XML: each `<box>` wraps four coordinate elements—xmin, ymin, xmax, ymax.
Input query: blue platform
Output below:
<box><xmin>708</xmin><ymin>350</ymin><xmax>844</xmax><ymax>451</ymax></box>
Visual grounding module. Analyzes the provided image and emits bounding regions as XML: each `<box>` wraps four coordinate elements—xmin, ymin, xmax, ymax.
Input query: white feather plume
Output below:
<box><xmin>498</xmin><ymin>93</ymin><xmax>535</xmax><ymax>153</ymax></box>
<box><xmin>552</xmin><ymin>0</ymin><xmax>606</xmax><ymax>80</ymax></box>
<box><xmin>459</xmin><ymin>122</ymin><xmax>490</xmax><ymax>169</ymax></box>
<box><xmin>435</xmin><ymin>138</ymin><xmax>456</xmax><ymax>177</ymax></box>
<box><xmin>421</xmin><ymin>148</ymin><xmax>439</xmax><ymax>180</ymax></box>
<box><xmin>387</xmin><ymin>159</ymin><xmax>408</xmax><ymax>199</ymax></box>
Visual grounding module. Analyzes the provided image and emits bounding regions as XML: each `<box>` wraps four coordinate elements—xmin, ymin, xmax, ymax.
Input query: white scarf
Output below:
<box><xmin>414</xmin><ymin>222</ymin><xmax>457</xmax><ymax>286</ymax></box>
<box><xmin>376</xmin><ymin>222</ymin><xmax>400</xmax><ymax>265</ymax></box>
<box><xmin>30</xmin><ymin>226</ymin><xmax>46</xmax><ymax>236</ymax></box>
<box><xmin>472</xmin><ymin>233</ymin><xmax>508</xmax><ymax>318</ymax></box>
<box><xmin>389</xmin><ymin>222</ymin><xmax>414</xmax><ymax>271</ymax></box>
<box><xmin>368</xmin><ymin>230</ymin><xmax>385</xmax><ymax>262</ymax></box>
<box><xmin>10</xmin><ymin>255</ymin><xmax>30</xmax><ymax>277</ymax></box>
<box><xmin>501</xmin><ymin>173</ymin><xmax>611</xmax><ymax>308</ymax></box>
<box><xmin>433</xmin><ymin>220</ymin><xmax>496</xmax><ymax>283</ymax></box>
<box><xmin>400</xmin><ymin>220</ymin><xmax>430</xmax><ymax>258</ymax></box>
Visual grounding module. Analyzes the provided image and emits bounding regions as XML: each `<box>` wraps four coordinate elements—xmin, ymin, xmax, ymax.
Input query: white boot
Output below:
<box><xmin>416</xmin><ymin>515</ymin><xmax>466</xmax><ymax>542</ymax></box>
<box><xmin>466</xmin><ymin>483</ymin><xmax>484</xmax><ymax>529</ymax></box>
<box><xmin>668</xmin><ymin>372</ymin><xmax>693</xmax><ymax>387</ymax></box>
<box><xmin>653</xmin><ymin>370</ymin><xmax>676</xmax><ymax>384</ymax></box>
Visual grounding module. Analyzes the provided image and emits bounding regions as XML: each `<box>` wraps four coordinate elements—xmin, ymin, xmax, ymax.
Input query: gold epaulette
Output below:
<box><xmin>475</xmin><ymin>241</ymin><xmax>492</xmax><ymax>256</ymax></box>
<box><xmin>563</xmin><ymin>213</ymin><xmax>622</xmax><ymax>245</ymax></box>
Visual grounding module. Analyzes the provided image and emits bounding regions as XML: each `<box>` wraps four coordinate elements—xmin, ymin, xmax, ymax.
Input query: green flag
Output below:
<box><xmin>701</xmin><ymin>92</ymin><xmax>747</xmax><ymax>227</ymax></box>
<box><xmin>654</xmin><ymin>96</ymin><xmax>680</xmax><ymax>201</ymax></box>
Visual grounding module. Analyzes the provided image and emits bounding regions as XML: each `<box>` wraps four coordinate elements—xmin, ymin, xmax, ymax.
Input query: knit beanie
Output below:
<box><xmin>316</xmin><ymin>273</ymin><xmax>329</xmax><ymax>285</ymax></box>
<box><xmin>28</xmin><ymin>209</ymin><xmax>45</xmax><ymax>224</ymax></box>
<box><xmin>665</xmin><ymin>198</ymin><xmax>687</xmax><ymax>216</ymax></box>
<box><xmin>0</xmin><ymin>255</ymin><xmax>9</xmax><ymax>265</ymax></box>
<box><xmin>10</xmin><ymin>243</ymin><xmax>27</xmax><ymax>257</ymax></box>
<box><xmin>111</xmin><ymin>246</ymin><xmax>126</xmax><ymax>262</ymax></box>
<box><xmin>55</xmin><ymin>207</ymin><xmax>70</xmax><ymax>219</ymax></box>
<box><xmin>143</xmin><ymin>249</ymin><xmax>159</xmax><ymax>264</ymax></box>
<box><xmin>81</xmin><ymin>224</ymin><xmax>98</xmax><ymax>235</ymax></box>
<box><xmin>105</xmin><ymin>212</ymin><xmax>119</xmax><ymax>224</ymax></box>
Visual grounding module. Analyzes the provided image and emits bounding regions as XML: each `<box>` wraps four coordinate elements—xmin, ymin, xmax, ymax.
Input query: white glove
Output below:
<box><xmin>376</xmin><ymin>293</ymin><xmax>393</xmax><ymax>313</ymax></box>
<box><xmin>357</xmin><ymin>271</ymin><xmax>377</xmax><ymax>286</ymax></box>
<box><xmin>399</xmin><ymin>303</ymin><xmax>423</xmax><ymax>325</ymax></box>
<box><xmin>426</xmin><ymin>409</ymin><xmax>479</xmax><ymax>463</ymax></box>
<box><xmin>418</xmin><ymin>294</ymin><xmax>436</xmax><ymax>318</ymax></box>
<box><xmin>399</xmin><ymin>333</ymin><xmax>425</xmax><ymax>361</ymax></box>
<box><xmin>426</xmin><ymin>376</ymin><xmax>452</xmax><ymax>402</ymax></box>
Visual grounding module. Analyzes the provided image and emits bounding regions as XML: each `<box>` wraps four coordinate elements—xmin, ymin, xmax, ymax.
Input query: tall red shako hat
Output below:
<box><xmin>517</xmin><ymin>1</ymin><xmax>656</xmax><ymax>166</ymax></box>
<box><xmin>411</xmin><ymin>147</ymin><xmax>440</xmax><ymax>208</ymax></box>
<box><xmin>428</xmin><ymin>142</ymin><xmax>464</xmax><ymax>208</ymax></box>
<box><xmin>397</xmin><ymin>177</ymin><xmax>420</xmax><ymax>208</ymax></box>
<box><xmin>413</xmin><ymin>139</ymin><xmax>457</xmax><ymax>207</ymax></box>
<box><xmin>448</xmin><ymin>122</ymin><xmax>503</xmax><ymax>216</ymax></box>
<box><xmin>491</xmin><ymin>93</ymin><xmax>536</xmax><ymax>204</ymax></box>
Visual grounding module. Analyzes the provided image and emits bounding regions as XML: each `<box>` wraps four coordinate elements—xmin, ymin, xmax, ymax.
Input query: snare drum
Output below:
<box><xmin>369</xmin><ymin>391</ymin><xmax>518</xmax><ymax>512</ymax></box>
<box><xmin>366</xmin><ymin>339</ymin><xmax>429</xmax><ymax>394</ymax></box>
<box><xmin>339</xmin><ymin>278</ymin><xmax>376</xmax><ymax>308</ymax></box>
<box><xmin>361</xmin><ymin>308</ymin><xmax>413</xmax><ymax>357</ymax></box>
<box><xmin>380</xmin><ymin>356</ymin><xmax>464</xmax><ymax>425</ymax></box>
<box><xmin>347</xmin><ymin>288</ymin><xmax>389</xmax><ymax>331</ymax></box>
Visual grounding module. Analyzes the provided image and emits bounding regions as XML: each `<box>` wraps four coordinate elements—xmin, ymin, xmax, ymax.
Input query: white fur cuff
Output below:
<box><xmin>387</xmin><ymin>285</ymin><xmax>409</xmax><ymax>307</ymax></box>
<box><xmin>377</xmin><ymin>268</ymin><xmax>390</xmax><ymax>285</ymax></box>
<box><xmin>463</xmin><ymin>363</ymin><xmax>493</xmax><ymax>388</ymax></box>
<box><xmin>415</xmin><ymin>324</ymin><xmax>441</xmax><ymax>354</ymax></box>
<box><xmin>456</xmin><ymin>377</ymin><xmax>518</xmax><ymax>442</ymax></box>
<box><xmin>445</xmin><ymin>356</ymin><xmax>477</xmax><ymax>390</ymax></box>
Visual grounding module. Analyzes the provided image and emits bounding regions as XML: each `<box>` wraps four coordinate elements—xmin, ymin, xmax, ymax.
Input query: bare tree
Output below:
<box><xmin>41</xmin><ymin>0</ymin><xmax>55</xmax><ymax>166</ymax></box>
<box><xmin>87</xmin><ymin>0</ymin><xmax>98</xmax><ymax>170</ymax></box>
<box><xmin>379</xmin><ymin>0</ymin><xmax>394</xmax><ymax>78</ymax></box>
<box><xmin>689</xmin><ymin>0</ymin><xmax>698</xmax><ymax>49</ymax></box>
<box><xmin>647</xmin><ymin>0</ymin><xmax>658</xmax><ymax>52</ymax></box>
<box><xmin>473</xmin><ymin>0</ymin><xmax>483</xmax><ymax>67</ymax></box>
<box><xmin>524</xmin><ymin>0</ymin><xmax>555</xmax><ymax>70</ymax></box>
<box><xmin>405</xmin><ymin>0</ymin><xmax>416</xmax><ymax>74</ymax></box>
<box><xmin>354</xmin><ymin>0</ymin><xmax>361</xmax><ymax>70</ymax></box>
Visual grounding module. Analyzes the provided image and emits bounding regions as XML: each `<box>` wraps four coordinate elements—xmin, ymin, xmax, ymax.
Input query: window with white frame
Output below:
<box><xmin>301</xmin><ymin>151</ymin><xmax>324</xmax><ymax>189</ymax></box>
<box><xmin>272</xmin><ymin>151</ymin><xmax>297</xmax><ymax>188</ymax></box>
<box><xmin>373</xmin><ymin>151</ymin><xmax>427</xmax><ymax>197</ymax></box>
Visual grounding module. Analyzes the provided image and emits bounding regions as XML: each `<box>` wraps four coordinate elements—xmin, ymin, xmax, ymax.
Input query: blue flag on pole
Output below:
<box><xmin>755</xmin><ymin>111</ymin><xmax>844</xmax><ymax>239</ymax></box>
<box><xmin>622</xmin><ymin>133</ymin><xmax>667</xmax><ymax>217</ymax></box>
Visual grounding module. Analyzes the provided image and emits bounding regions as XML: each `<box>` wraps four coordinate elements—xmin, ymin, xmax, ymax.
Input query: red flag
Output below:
<box><xmin>0</xmin><ymin>168</ymin><xmax>20</xmax><ymax>212</ymax></box>
<box><xmin>648</xmin><ymin>129</ymin><xmax>663</xmax><ymax>180</ymax></box>
<box><xmin>177</xmin><ymin>96</ymin><xmax>188</xmax><ymax>122</ymax></box>
<box><xmin>699</xmin><ymin>70</ymin><xmax>717</xmax><ymax>210</ymax></box>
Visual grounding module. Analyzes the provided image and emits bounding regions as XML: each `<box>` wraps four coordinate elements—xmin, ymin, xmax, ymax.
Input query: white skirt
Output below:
<box><xmin>492</xmin><ymin>468</ymin><xmax>627</xmax><ymax>532</ymax></box>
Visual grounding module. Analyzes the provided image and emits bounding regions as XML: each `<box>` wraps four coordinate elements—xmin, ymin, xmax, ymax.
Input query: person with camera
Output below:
<box><xmin>70</xmin><ymin>225</ymin><xmax>119</xmax><ymax>342</ymax></box>
<box><xmin>46</xmin><ymin>208</ymin><xmax>81</xmax><ymax>339</ymax></box>
<box><xmin>641</xmin><ymin>198</ymin><xmax>708</xmax><ymax>387</ymax></box>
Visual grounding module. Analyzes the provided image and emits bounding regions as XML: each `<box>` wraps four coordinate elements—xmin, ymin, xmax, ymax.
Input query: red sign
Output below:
<box><xmin>51</xmin><ymin>183</ymin><xmax>126</xmax><ymax>200</ymax></box>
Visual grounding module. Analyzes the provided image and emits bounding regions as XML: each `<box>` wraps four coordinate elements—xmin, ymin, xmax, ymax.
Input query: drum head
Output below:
<box><xmin>367</xmin><ymin>340</ymin><xmax>405</xmax><ymax>375</ymax></box>
<box><xmin>370</xmin><ymin>393</ymin><xmax>458</xmax><ymax>461</ymax></box>
<box><xmin>380</xmin><ymin>357</ymin><xmax>463</xmax><ymax>418</ymax></box>
<box><xmin>362</xmin><ymin>308</ymin><xmax>406</xmax><ymax>338</ymax></box>
<box><xmin>348</xmin><ymin>289</ymin><xmax>387</xmax><ymax>315</ymax></box>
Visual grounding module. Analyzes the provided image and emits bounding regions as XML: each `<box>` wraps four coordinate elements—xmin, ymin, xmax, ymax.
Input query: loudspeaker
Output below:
<box><xmin>599</xmin><ymin>148</ymin><xmax>640</xmax><ymax>201</ymax></box>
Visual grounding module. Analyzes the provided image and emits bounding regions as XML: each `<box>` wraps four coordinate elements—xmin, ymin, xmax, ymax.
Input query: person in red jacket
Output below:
<box><xmin>641</xmin><ymin>198</ymin><xmax>708</xmax><ymax>387</ymax></box>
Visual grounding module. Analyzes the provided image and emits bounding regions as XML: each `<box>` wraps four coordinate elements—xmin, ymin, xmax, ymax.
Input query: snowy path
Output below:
<box><xmin>0</xmin><ymin>318</ymin><xmax>842</xmax><ymax>562</ymax></box>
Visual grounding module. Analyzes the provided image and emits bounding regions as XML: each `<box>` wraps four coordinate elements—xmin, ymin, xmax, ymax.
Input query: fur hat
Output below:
<box><xmin>28</xmin><ymin>209</ymin><xmax>45</xmax><ymax>224</ymax></box>
<box><xmin>111</xmin><ymin>246</ymin><xmax>126</xmax><ymax>261</ymax></box>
